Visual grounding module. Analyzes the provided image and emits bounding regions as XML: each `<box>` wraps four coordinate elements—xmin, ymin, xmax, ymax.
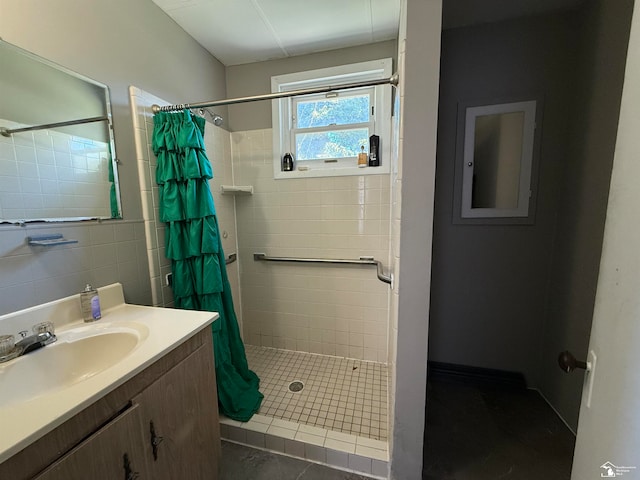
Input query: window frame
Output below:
<box><xmin>272</xmin><ymin>58</ymin><xmax>392</xmax><ymax>179</ymax></box>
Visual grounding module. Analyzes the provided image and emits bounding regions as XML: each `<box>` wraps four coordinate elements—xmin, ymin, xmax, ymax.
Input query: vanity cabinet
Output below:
<box><xmin>134</xmin><ymin>340</ymin><xmax>220</xmax><ymax>480</ymax></box>
<box><xmin>0</xmin><ymin>328</ymin><xmax>220</xmax><ymax>480</ymax></box>
<box><xmin>33</xmin><ymin>405</ymin><xmax>148</xmax><ymax>480</ymax></box>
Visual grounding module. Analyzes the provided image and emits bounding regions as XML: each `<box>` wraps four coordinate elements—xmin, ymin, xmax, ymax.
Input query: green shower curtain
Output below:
<box><xmin>108</xmin><ymin>156</ymin><xmax>121</xmax><ymax>219</ymax></box>
<box><xmin>152</xmin><ymin>109</ymin><xmax>263</xmax><ymax>422</ymax></box>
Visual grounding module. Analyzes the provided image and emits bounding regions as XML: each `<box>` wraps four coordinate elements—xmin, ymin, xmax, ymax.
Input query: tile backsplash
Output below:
<box><xmin>0</xmin><ymin>220</ymin><xmax>150</xmax><ymax>316</ymax></box>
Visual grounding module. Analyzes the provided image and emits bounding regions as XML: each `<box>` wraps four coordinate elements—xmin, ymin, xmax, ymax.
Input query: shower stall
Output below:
<box><xmin>231</xmin><ymin>126</ymin><xmax>391</xmax><ymax>438</ymax></box>
<box><xmin>130</xmin><ymin>84</ymin><xmax>397</xmax><ymax>476</ymax></box>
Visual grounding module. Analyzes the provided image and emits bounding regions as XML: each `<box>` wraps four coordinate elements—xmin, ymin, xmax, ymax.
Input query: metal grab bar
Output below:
<box><xmin>253</xmin><ymin>253</ymin><xmax>392</xmax><ymax>286</ymax></box>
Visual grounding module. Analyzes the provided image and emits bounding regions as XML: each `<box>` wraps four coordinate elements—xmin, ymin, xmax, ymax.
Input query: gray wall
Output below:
<box><xmin>225</xmin><ymin>41</ymin><xmax>397</xmax><ymax>132</ymax></box>
<box><xmin>539</xmin><ymin>0</ymin><xmax>633</xmax><ymax>430</ymax></box>
<box><xmin>429</xmin><ymin>12</ymin><xmax>579</xmax><ymax>384</ymax></box>
<box><xmin>0</xmin><ymin>0</ymin><xmax>227</xmax><ymax>308</ymax></box>
<box><xmin>1</xmin><ymin>0</ymin><xmax>227</xmax><ymax>221</ymax></box>
<box><xmin>429</xmin><ymin>0</ymin><xmax>632</xmax><ymax>431</ymax></box>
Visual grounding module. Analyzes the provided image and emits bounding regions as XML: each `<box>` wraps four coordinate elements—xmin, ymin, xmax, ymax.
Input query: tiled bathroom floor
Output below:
<box><xmin>245</xmin><ymin>345</ymin><xmax>388</xmax><ymax>441</ymax></box>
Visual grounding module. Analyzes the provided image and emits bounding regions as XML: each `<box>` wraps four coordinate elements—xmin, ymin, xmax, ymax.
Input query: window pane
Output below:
<box><xmin>295</xmin><ymin>128</ymin><xmax>369</xmax><ymax>160</ymax></box>
<box><xmin>296</xmin><ymin>93</ymin><xmax>370</xmax><ymax>129</ymax></box>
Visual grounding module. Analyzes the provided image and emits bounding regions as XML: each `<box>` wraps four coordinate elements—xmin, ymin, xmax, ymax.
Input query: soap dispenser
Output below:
<box><xmin>80</xmin><ymin>284</ymin><xmax>101</xmax><ymax>322</ymax></box>
<box><xmin>358</xmin><ymin>145</ymin><xmax>368</xmax><ymax>168</ymax></box>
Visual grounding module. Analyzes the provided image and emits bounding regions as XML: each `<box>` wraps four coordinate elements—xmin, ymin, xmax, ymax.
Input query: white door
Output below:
<box><xmin>571</xmin><ymin>4</ymin><xmax>640</xmax><ymax>479</ymax></box>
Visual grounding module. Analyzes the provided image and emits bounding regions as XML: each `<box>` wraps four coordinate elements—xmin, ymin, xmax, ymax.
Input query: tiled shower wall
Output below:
<box><xmin>0</xmin><ymin>119</ymin><xmax>112</xmax><ymax>220</ymax></box>
<box><xmin>129</xmin><ymin>87</ymin><xmax>242</xmax><ymax>322</ymax></box>
<box><xmin>232</xmin><ymin>129</ymin><xmax>391</xmax><ymax>363</ymax></box>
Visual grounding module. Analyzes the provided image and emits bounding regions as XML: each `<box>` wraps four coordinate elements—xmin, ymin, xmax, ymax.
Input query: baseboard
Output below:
<box><xmin>530</xmin><ymin>388</ymin><xmax>577</xmax><ymax>436</ymax></box>
<box><xmin>427</xmin><ymin>361</ymin><xmax>527</xmax><ymax>389</ymax></box>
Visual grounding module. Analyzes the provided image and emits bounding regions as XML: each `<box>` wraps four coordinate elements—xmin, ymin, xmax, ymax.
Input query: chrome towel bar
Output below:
<box><xmin>253</xmin><ymin>253</ymin><xmax>392</xmax><ymax>286</ymax></box>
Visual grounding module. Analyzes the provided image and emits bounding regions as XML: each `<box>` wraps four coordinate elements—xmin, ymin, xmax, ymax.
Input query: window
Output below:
<box><xmin>293</xmin><ymin>88</ymin><xmax>373</xmax><ymax>161</ymax></box>
<box><xmin>272</xmin><ymin>59</ymin><xmax>392</xmax><ymax>179</ymax></box>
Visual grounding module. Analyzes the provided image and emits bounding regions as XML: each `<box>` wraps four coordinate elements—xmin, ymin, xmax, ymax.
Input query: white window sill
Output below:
<box><xmin>273</xmin><ymin>163</ymin><xmax>390</xmax><ymax>180</ymax></box>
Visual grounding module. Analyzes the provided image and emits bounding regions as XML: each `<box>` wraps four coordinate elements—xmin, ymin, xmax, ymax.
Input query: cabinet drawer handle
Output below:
<box><xmin>150</xmin><ymin>421</ymin><xmax>164</xmax><ymax>461</ymax></box>
<box><xmin>123</xmin><ymin>453</ymin><xmax>140</xmax><ymax>480</ymax></box>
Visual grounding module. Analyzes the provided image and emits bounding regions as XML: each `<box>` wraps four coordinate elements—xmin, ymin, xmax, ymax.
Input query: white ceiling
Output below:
<box><xmin>151</xmin><ymin>0</ymin><xmax>586</xmax><ymax>67</ymax></box>
<box><xmin>151</xmin><ymin>0</ymin><xmax>401</xmax><ymax>66</ymax></box>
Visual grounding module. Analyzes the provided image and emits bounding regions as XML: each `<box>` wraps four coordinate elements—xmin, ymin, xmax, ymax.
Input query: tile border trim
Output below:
<box><xmin>220</xmin><ymin>415</ymin><xmax>388</xmax><ymax>478</ymax></box>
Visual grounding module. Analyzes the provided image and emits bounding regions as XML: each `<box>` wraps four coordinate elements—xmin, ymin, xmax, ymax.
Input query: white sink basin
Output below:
<box><xmin>0</xmin><ymin>284</ymin><xmax>218</xmax><ymax>464</ymax></box>
<box><xmin>0</xmin><ymin>322</ymin><xmax>148</xmax><ymax>407</ymax></box>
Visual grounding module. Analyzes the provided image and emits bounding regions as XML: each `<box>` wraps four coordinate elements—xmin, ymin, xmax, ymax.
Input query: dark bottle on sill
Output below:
<box><xmin>369</xmin><ymin>134</ymin><xmax>380</xmax><ymax>167</ymax></box>
<box><xmin>282</xmin><ymin>152</ymin><xmax>294</xmax><ymax>171</ymax></box>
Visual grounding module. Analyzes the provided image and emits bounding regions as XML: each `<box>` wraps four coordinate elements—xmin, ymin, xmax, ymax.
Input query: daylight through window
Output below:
<box><xmin>293</xmin><ymin>88</ymin><xmax>373</xmax><ymax>161</ymax></box>
<box><xmin>272</xmin><ymin>59</ymin><xmax>392</xmax><ymax>179</ymax></box>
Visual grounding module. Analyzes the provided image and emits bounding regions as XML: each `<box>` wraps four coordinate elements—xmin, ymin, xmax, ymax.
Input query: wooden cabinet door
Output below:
<box><xmin>135</xmin><ymin>343</ymin><xmax>220</xmax><ymax>480</ymax></box>
<box><xmin>34</xmin><ymin>404</ymin><xmax>148</xmax><ymax>480</ymax></box>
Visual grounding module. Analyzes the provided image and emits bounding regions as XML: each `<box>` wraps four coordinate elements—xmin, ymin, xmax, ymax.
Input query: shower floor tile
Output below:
<box><xmin>245</xmin><ymin>345</ymin><xmax>388</xmax><ymax>442</ymax></box>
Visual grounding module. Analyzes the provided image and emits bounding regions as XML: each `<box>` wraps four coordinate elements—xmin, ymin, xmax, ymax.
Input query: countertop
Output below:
<box><xmin>0</xmin><ymin>284</ymin><xmax>218</xmax><ymax>463</ymax></box>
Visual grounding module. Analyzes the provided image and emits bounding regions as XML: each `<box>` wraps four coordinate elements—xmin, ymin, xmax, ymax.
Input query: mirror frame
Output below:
<box><xmin>0</xmin><ymin>40</ymin><xmax>121</xmax><ymax>224</ymax></box>
<box><xmin>453</xmin><ymin>96</ymin><xmax>543</xmax><ymax>225</ymax></box>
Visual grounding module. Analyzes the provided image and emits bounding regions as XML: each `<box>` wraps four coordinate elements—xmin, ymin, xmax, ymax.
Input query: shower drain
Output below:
<box><xmin>288</xmin><ymin>381</ymin><xmax>304</xmax><ymax>393</ymax></box>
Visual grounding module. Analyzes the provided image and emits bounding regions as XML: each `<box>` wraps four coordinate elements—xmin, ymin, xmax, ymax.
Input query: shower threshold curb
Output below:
<box><xmin>220</xmin><ymin>414</ymin><xmax>388</xmax><ymax>479</ymax></box>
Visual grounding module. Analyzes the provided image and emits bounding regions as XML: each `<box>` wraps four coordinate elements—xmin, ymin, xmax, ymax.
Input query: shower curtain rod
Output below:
<box><xmin>151</xmin><ymin>74</ymin><xmax>399</xmax><ymax>113</ymax></box>
<box><xmin>0</xmin><ymin>115</ymin><xmax>109</xmax><ymax>137</ymax></box>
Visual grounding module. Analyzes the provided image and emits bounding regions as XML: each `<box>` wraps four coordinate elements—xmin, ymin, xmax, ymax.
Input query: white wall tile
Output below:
<box><xmin>326</xmin><ymin>449</ymin><xmax>350</xmax><ymax>469</ymax></box>
<box><xmin>245</xmin><ymin>430</ymin><xmax>266</xmax><ymax>448</ymax></box>
<box><xmin>372</xmin><ymin>459</ymin><xmax>389</xmax><ymax>477</ymax></box>
<box><xmin>325</xmin><ymin>438</ymin><xmax>356</xmax><ymax>454</ymax></box>
<box><xmin>349</xmin><ymin>454</ymin><xmax>373</xmax><ymax>474</ymax></box>
<box><xmin>1</xmin><ymin>219</ymin><xmax>150</xmax><ymax>315</ymax></box>
<box><xmin>234</xmin><ymin>130</ymin><xmax>391</xmax><ymax>360</ymax></box>
<box><xmin>265</xmin><ymin>434</ymin><xmax>285</xmax><ymax>452</ymax></box>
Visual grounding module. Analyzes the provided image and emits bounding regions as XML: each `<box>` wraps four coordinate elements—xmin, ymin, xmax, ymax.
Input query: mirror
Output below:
<box><xmin>461</xmin><ymin>100</ymin><xmax>536</xmax><ymax>219</ymax></box>
<box><xmin>471</xmin><ymin>111</ymin><xmax>524</xmax><ymax>209</ymax></box>
<box><xmin>0</xmin><ymin>40</ymin><xmax>121</xmax><ymax>223</ymax></box>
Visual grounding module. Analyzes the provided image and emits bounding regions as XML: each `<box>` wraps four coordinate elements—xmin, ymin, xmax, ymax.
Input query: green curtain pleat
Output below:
<box><xmin>152</xmin><ymin>110</ymin><xmax>263</xmax><ymax>422</ymax></box>
<box><xmin>108</xmin><ymin>156</ymin><xmax>121</xmax><ymax>219</ymax></box>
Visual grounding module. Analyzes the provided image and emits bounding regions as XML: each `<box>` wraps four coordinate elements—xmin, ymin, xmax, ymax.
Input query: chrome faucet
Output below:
<box><xmin>0</xmin><ymin>322</ymin><xmax>57</xmax><ymax>363</ymax></box>
<box><xmin>16</xmin><ymin>330</ymin><xmax>57</xmax><ymax>354</ymax></box>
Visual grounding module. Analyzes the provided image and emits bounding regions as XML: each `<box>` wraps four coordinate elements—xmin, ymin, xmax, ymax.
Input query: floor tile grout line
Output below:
<box><xmin>246</xmin><ymin>345</ymin><xmax>389</xmax><ymax>441</ymax></box>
